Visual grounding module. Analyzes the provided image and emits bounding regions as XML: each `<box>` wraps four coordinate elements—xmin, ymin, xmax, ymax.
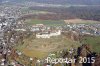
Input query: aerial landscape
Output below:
<box><xmin>0</xmin><ymin>0</ymin><xmax>100</xmax><ymax>66</ymax></box>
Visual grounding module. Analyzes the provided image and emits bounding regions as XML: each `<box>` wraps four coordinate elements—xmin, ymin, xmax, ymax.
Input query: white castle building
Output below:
<box><xmin>36</xmin><ymin>30</ymin><xmax>61</xmax><ymax>38</ymax></box>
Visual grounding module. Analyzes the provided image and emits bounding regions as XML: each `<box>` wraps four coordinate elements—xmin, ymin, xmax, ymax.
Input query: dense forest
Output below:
<box><xmin>27</xmin><ymin>6</ymin><xmax>100</xmax><ymax>21</ymax></box>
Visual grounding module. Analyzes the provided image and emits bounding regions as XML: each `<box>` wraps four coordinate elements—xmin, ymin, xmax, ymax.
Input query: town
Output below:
<box><xmin>0</xmin><ymin>1</ymin><xmax>100</xmax><ymax>66</ymax></box>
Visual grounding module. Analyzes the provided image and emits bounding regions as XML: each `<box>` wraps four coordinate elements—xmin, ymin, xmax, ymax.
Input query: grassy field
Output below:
<box><xmin>25</xmin><ymin>19</ymin><xmax>66</xmax><ymax>26</ymax></box>
<box><xmin>82</xmin><ymin>36</ymin><xmax>100</xmax><ymax>53</ymax></box>
<box><xmin>15</xmin><ymin>35</ymin><xmax>80</xmax><ymax>59</ymax></box>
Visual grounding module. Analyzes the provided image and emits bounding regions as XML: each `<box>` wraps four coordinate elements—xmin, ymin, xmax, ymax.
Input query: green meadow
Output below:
<box><xmin>82</xmin><ymin>36</ymin><xmax>100</xmax><ymax>53</ymax></box>
<box><xmin>25</xmin><ymin>19</ymin><xmax>66</xmax><ymax>26</ymax></box>
<box><xmin>15</xmin><ymin>35</ymin><xmax>80</xmax><ymax>59</ymax></box>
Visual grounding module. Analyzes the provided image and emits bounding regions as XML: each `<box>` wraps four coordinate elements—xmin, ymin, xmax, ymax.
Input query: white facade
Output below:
<box><xmin>50</xmin><ymin>30</ymin><xmax>61</xmax><ymax>36</ymax></box>
<box><xmin>36</xmin><ymin>30</ymin><xmax>61</xmax><ymax>38</ymax></box>
<box><xmin>36</xmin><ymin>34</ymin><xmax>50</xmax><ymax>38</ymax></box>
